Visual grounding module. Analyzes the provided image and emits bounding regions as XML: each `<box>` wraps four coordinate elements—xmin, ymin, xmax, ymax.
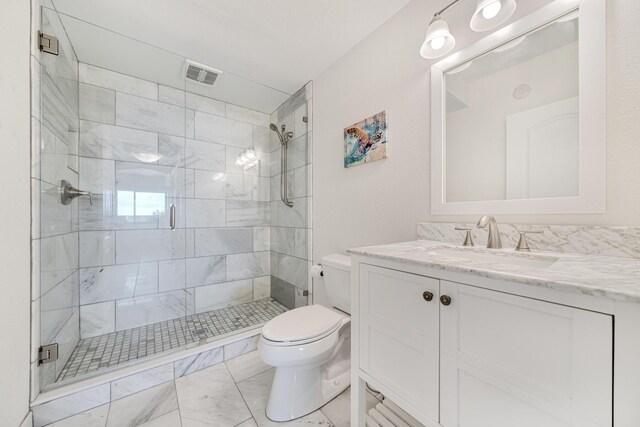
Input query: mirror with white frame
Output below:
<box><xmin>430</xmin><ymin>0</ymin><xmax>605</xmax><ymax>215</ymax></box>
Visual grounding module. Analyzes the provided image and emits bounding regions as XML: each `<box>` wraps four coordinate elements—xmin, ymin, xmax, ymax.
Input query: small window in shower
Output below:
<box><xmin>117</xmin><ymin>190</ymin><xmax>166</xmax><ymax>216</ymax></box>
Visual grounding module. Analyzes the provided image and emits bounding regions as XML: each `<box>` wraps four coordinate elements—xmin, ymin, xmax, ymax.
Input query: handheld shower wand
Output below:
<box><xmin>270</xmin><ymin>123</ymin><xmax>294</xmax><ymax>208</ymax></box>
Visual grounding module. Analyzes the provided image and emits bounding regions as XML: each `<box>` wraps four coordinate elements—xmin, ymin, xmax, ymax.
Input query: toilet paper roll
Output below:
<box><xmin>310</xmin><ymin>264</ymin><xmax>323</xmax><ymax>278</ymax></box>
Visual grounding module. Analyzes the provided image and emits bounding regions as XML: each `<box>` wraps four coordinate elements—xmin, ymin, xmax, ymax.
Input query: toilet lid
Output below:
<box><xmin>262</xmin><ymin>305</ymin><xmax>344</xmax><ymax>343</ymax></box>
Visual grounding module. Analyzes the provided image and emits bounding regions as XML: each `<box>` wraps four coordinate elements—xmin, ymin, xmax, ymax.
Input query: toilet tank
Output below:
<box><xmin>321</xmin><ymin>253</ymin><xmax>352</xmax><ymax>314</ymax></box>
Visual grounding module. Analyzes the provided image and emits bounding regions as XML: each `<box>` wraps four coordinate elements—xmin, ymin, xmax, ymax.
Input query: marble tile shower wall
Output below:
<box><xmin>76</xmin><ymin>64</ymin><xmax>273</xmax><ymax>342</ymax></box>
<box><xmin>269</xmin><ymin>84</ymin><xmax>313</xmax><ymax>309</ymax></box>
<box><xmin>31</xmin><ymin>4</ymin><xmax>81</xmax><ymax>395</ymax></box>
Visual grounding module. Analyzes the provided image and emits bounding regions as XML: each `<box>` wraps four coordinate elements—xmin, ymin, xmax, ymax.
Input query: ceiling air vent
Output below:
<box><xmin>184</xmin><ymin>60</ymin><xmax>223</xmax><ymax>86</ymax></box>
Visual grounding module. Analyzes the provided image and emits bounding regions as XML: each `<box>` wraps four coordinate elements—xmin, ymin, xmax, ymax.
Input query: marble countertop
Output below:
<box><xmin>348</xmin><ymin>240</ymin><xmax>640</xmax><ymax>303</ymax></box>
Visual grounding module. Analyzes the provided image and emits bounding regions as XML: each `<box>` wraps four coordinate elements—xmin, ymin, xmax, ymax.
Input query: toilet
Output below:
<box><xmin>259</xmin><ymin>253</ymin><xmax>352</xmax><ymax>422</ymax></box>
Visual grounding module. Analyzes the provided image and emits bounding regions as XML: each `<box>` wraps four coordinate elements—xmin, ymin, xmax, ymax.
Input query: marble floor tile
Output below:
<box><xmin>59</xmin><ymin>299</ymin><xmax>285</xmax><ymax>382</ymax></box>
<box><xmin>46</xmin><ymin>403</ymin><xmax>110</xmax><ymax>427</ymax></box>
<box><xmin>235</xmin><ymin>419</ymin><xmax>259</xmax><ymax>427</ymax></box>
<box><xmin>137</xmin><ymin>410</ymin><xmax>182</xmax><ymax>427</ymax></box>
<box><xmin>32</xmin><ymin>383</ymin><xmax>110</xmax><ymax>427</ymax></box>
<box><xmin>320</xmin><ymin>387</ymin><xmax>381</xmax><ymax>427</ymax></box>
<box><xmin>175</xmin><ymin>363</ymin><xmax>252</xmax><ymax>427</ymax></box>
<box><xmin>106</xmin><ymin>382</ymin><xmax>178</xmax><ymax>427</ymax></box>
<box><xmin>225</xmin><ymin>350</ymin><xmax>271</xmax><ymax>383</ymax></box>
<box><xmin>43</xmin><ymin>312</ymin><xmax>359</xmax><ymax>427</ymax></box>
<box><xmin>110</xmin><ymin>363</ymin><xmax>174</xmax><ymax>400</ymax></box>
<box><xmin>174</xmin><ymin>347</ymin><xmax>223</xmax><ymax>378</ymax></box>
<box><xmin>236</xmin><ymin>369</ymin><xmax>334</xmax><ymax>427</ymax></box>
<box><xmin>224</xmin><ymin>335</ymin><xmax>260</xmax><ymax>360</ymax></box>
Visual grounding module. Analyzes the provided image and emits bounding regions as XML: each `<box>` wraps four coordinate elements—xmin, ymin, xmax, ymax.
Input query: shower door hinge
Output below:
<box><xmin>38</xmin><ymin>32</ymin><xmax>59</xmax><ymax>56</ymax></box>
<box><xmin>38</xmin><ymin>343</ymin><xmax>58</xmax><ymax>365</ymax></box>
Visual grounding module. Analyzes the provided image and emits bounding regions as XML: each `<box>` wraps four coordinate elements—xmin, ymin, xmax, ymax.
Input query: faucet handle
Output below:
<box><xmin>515</xmin><ymin>230</ymin><xmax>543</xmax><ymax>252</ymax></box>
<box><xmin>454</xmin><ymin>227</ymin><xmax>474</xmax><ymax>247</ymax></box>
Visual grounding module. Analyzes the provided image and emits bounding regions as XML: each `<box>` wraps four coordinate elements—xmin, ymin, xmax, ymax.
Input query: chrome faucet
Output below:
<box><xmin>477</xmin><ymin>215</ymin><xmax>502</xmax><ymax>249</ymax></box>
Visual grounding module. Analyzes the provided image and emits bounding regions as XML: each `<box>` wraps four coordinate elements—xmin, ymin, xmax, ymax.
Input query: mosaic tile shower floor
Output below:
<box><xmin>58</xmin><ymin>298</ymin><xmax>288</xmax><ymax>382</ymax></box>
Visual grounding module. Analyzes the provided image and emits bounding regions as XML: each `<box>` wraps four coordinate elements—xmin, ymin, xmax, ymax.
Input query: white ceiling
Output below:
<box><xmin>52</xmin><ymin>0</ymin><xmax>411</xmax><ymax>112</ymax></box>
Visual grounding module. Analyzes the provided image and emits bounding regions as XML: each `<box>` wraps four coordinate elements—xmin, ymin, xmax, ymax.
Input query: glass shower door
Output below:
<box><xmin>36</xmin><ymin>5</ymin><xmax>81</xmax><ymax>389</ymax></box>
<box><xmin>37</xmin><ymin>10</ymin><xmax>191</xmax><ymax>388</ymax></box>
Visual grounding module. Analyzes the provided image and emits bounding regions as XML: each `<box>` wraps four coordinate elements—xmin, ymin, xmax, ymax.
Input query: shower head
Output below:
<box><xmin>269</xmin><ymin>123</ymin><xmax>284</xmax><ymax>142</ymax></box>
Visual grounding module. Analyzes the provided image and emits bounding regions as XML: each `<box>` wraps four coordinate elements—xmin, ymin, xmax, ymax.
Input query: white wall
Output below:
<box><xmin>313</xmin><ymin>0</ymin><xmax>640</xmax><ymax>264</ymax></box>
<box><xmin>0</xmin><ymin>0</ymin><xmax>33</xmax><ymax>425</ymax></box>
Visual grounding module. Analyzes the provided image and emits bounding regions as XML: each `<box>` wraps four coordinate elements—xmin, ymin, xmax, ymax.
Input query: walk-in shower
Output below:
<box><xmin>270</xmin><ymin>123</ymin><xmax>294</xmax><ymax>208</ymax></box>
<box><xmin>31</xmin><ymin>4</ymin><xmax>313</xmax><ymax>399</ymax></box>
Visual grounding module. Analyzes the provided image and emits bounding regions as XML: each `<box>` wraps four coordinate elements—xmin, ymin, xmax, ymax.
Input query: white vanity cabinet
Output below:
<box><xmin>352</xmin><ymin>261</ymin><xmax>614</xmax><ymax>427</ymax></box>
<box><xmin>358</xmin><ymin>264</ymin><xmax>440</xmax><ymax>424</ymax></box>
<box><xmin>439</xmin><ymin>280</ymin><xmax>612</xmax><ymax>427</ymax></box>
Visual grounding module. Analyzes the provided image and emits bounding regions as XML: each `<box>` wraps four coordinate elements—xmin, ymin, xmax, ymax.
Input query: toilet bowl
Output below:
<box><xmin>259</xmin><ymin>253</ymin><xmax>352</xmax><ymax>422</ymax></box>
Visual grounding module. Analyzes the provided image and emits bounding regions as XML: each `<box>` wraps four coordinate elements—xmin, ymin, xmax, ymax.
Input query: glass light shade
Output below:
<box><xmin>482</xmin><ymin>1</ymin><xmax>501</xmax><ymax>19</ymax></box>
<box><xmin>420</xmin><ymin>17</ymin><xmax>456</xmax><ymax>59</ymax></box>
<box><xmin>470</xmin><ymin>0</ymin><xmax>517</xmax><ymax>32</ymax></box>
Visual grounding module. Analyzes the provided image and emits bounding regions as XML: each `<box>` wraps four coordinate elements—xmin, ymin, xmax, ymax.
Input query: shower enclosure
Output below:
<box><xmin>31</xmin><ymin>3</ymin><xmax>312</xmax><ymax>396</ymax></box>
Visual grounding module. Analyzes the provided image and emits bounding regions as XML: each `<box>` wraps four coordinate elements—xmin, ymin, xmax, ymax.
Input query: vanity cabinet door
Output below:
<box><xmin>439</xmin><ymin>280</ymin><xmax>613</xmax><ymax>427</ymax></box>
<box><xmin>359</xmin><ymin>264</ymin><xmax>440</xmax><ymax>424</ymax></box>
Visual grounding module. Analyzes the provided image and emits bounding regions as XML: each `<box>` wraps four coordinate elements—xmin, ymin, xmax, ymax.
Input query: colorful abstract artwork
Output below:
<box><xmin>344</xmin><ymin>110</ymin><xmax>388</xmax><ymax>168</ymax></box>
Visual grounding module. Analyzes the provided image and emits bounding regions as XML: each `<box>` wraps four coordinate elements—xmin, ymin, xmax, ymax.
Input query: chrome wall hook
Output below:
<box><xmin>60</xmin><ymin>180</ymin><xmax>93</xmax><ymax>205</ymax></box>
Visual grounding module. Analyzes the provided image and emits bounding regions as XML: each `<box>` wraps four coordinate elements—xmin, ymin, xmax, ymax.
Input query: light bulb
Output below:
<box><xmin>430</xmin><ymin>36</ymin><xmax>446</xmax><ymax>50</ymax></box>
<box><xmin>482</xmin><ymin>1</ymin><xmax>501</xmax><ymax>19</ymax></box>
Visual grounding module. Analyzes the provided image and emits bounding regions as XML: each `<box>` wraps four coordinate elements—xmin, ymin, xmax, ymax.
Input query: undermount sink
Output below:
<box><xmin>426</xmin><ymin>247</ymin><xmax>560</xmax><ymax>269</ymax></box>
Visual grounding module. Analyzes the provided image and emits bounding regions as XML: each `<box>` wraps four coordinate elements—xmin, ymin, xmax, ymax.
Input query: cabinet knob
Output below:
<box><xmin>440</xmin><ymin>295</ymin><xmax>452</xmax><ymax>306</ymax></box>
<box><xmin>422</xmin><ymin>291</ymin><xmax>434</xmax><ymax>301</ymax></box>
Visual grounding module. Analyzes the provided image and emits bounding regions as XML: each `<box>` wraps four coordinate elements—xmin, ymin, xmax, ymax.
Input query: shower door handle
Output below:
<box><xmin>169</xmin><ymin>204</ymin><xmax>176</xmax><ymax>230</ymax></box>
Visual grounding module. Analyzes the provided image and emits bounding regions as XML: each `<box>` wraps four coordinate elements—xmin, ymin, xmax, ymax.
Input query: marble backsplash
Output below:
<box><xmin>417</xmin><ymin>222</ymin><xmax>640</xmax><ymax>259</ymax></box>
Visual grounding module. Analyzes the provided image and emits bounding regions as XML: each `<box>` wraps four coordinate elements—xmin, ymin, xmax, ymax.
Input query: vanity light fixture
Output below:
<box><xmin>470</xmin><ymin>0</ymin><xmax>517</xmax><ymax>32</ymax></box>
<box><xmin>420</xmin><ymin>0</ymin><xmax>518</xmax><ymax>59</ymax></box>
<box><xmin>420</xmin><ymin>0</ymin><xmax>459</xmax><ymax>59</ymax></box>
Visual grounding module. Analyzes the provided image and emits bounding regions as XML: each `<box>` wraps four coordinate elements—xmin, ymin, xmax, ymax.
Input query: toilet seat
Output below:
<box><xmin>262</xmin><ymin>305</ymin><xmax>345</xmax><ymax>346</ymax></box>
